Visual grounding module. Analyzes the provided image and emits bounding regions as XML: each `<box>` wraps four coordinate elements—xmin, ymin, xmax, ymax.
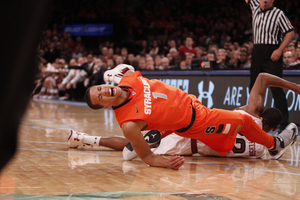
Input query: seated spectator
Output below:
<box><xmin>44</xmin><ymin>42</ymin><xmax>60</xmax><ymax>63</ymax></box>
<box><xmin>68</xmin><ymin>55</ymin><xmax>95</xmax><ymax>101</ymax></box>
<box><xmin>127</xmin><ymin>54</ymin><xmax>137</xmax><ymax>69</ymax></box>
<box><xmin>139</xmin><ymin>40</ymin><xmax>149</xmax><ymax>56</ymax></box>
<box><xmin>154</xmin><ymin>55</ymin><xmax>162</xmax><ymax>70</ymax></box>
<box><xmin>115</xmin><ymin>55</ymin><xmax>123</xmax><ymax>67</ymax></box>
<box><xmin>178</xmin><ymin>36</ymin><xmax>197</xmax><ymax>60</ymax></box>
<box><xmin>108</xmin><ymin>48</ymin><xmax>114</xmax><ymax>60</ymax></box>
<box><xmin>207</xmin><ymin>50</ymin><xmax>217</xmax><ymax>62</ymax></box>
<box><xmin>227</xmin><ymin>50</ymin><xmax>239</xmax><ymax>68</ymax></box>
<box><xmin>72</xmin><ymin>45</ymin><xmax>83</xmax><ymax>60</ymax></box>
<box><xmin>136</xmin><ymin>57</ymin><xmax>147</xmax><ymax>71</ymax></box>
<box><xmin>287</xmin><ymin>43</ymin><xmax>298</xmax><ymax>62</ymax></box>
<box><xmin>149</xmin><ymin>40</ymin><xmax>160</xmax><ymax>57</ymax></box>
<box><xmin>99</xmin><ymin>46</ymin><xmax>110</xmax><ymax>62</ymax></box>
<box><xmin>58</xmin><ymin>58</ymin><xmax>85</xmax><ymax>100</ymax></box>
<box><xmin>161</xmin><ymin>57</ymin><xmax>170</xmax><ymax>70</ymax></box>
<box><xmin>215</xmin><ymin>49</ymin><xmax>228</xmax><ymax>69</ymax></box>
<box><xmin>283</xmin><ymin>51</ymin><xmax>300</xmax><ymax>68</ymax></box>
<box><xmin>296</xmin><ymin>46</ymin><xmax>300</xmax><ymax>62</ymax></box>
<box><xmin>169</xmin><ymin>47</ymin><xmax>182</xmax><ymax>67</ymax></box>
<box><xmin>146</xmin><ymin>55</ymin><xmax>155</xmax><ymax>71</ymax></box>
<box><xmin>84</xmin><ymin>58</ymin><xmax>107</xmax><ymax>88</ymax></box>
<box><xmin>121</xmin><ymin>47</ymin><xmax>129</xmax><ymax>64</ymax></box>
<box><xmin>179</xmin><ymin>54</ymin><xmax>193</xmax><ymax>70</ymax></box>
<box><xmin>237</xmin><ymin>50</ymin><xmax>251</xmax><ymax>69</ymax></box>
<box><xmin>33</xmin><ymin>59</ymin><xmax>66</xmax><ymax>99</ymax></box>
<box><xmin>106</xmin><ymin>58</ymin><xmax>114</xmax><ymax>70</ymax></box>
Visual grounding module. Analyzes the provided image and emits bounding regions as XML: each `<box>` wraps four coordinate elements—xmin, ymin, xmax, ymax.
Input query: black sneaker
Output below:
<box><xmin>123</xmin><ymin>130</ymin><xmax>161</xmax><ymax>160</ymax></box>
<box><xmin>268</xmin><ymin>123</ymin><xmax>298</xmax><ymax>160</ymax></box>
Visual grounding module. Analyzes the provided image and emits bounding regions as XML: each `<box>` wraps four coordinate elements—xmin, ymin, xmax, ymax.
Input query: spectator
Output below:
<box><xmin>180</xmin><ymin>54</ymin><xmax>193</xmax><ymax>70</ymax></box>
<box><xmin>216</xmin><ymin>49</ymin><xmax>228</xmax><ymax>69</ymax></box>
<box><xmin>207</xmin><ymin>51</ymin><xmax>217</xmax><ymax>62</ymax></box>
<box><xmin>137</xmin><ymin>58</ymin><xmax>147</xmax><ymax>71</ymax></box>
<box><xmin>149</xmin><ymin>40</ymin><xmax>160</xmax><ymax>57</ymax></box>
<box><xmin>139</xmin><ymin>40</ymin><xmax>149</xmax><ymax>56</ymax></box>
<box><xmin>58</xmin><ymin>58</ymin><xmax>85</xmax><ymax>100</ymax></box>
<box><xmin>146</xmin><ymin>56</ymin><xmax>155</xmax><ymax>71</ymax></box>
<box><xmin>99</xmin><ymin>47</ymin><xmax>110</xmax><ymax>62</ymax></box>
<box><xmin>106</xmin><ymin>58</ymin><xmax>114</xmax><ymax>70</ymax></box>
<box><xmin>169</xmin><ymin>47</ymin><xmax>181</xmax><ymax>67</ymax></box>
<box><xmin>72</xmin><ymin>45</ymin><xmax>83</xmax><ymax>60</ymax></box>
<box><xmin>44</xmin><ymin>42</ymin><xmax>60</xmax><ymax>63</ymax></box>
<box><xmin>227</xmin><ymin>50</ymin><xmax>239</xmax><ymax>68</ymax></box>
<box><xmin>33</xmin><ymin>59</ymin><xmax>66</xmax><ymax>99</ymax></box>
<box><xmin>283</xmin><ymin>51</ymin><xmax>294</xmax><ymax>67</ymax></box>
<box><xmin>72</xmin><ymin>55</ymin><xmax>95</xmax><ymax>101</ymax></box>
<box><xmin>84</xmin><ymin>58</ymin><xmax>107</xmax><ymax>88</ymax></box>
<box><xmin>121</xmin><ymin>47</ymin><xmax>129</xmax><ymax>64</ymax></box>
<box><xmin>154</xmin><ymin>55</ymin><xmax>162</xmax><ymax>70</ymax></box>
<box><xmin>283</xmin><ymin>51</ymin><xmax>300</xmax><ymax>68</ymax></box>
<box><xmin>178</xmin><ymin>36</ymin><xmax>197</xmax><ymax>60</ymax></box>
<box><xmin>238</xmin><ymin>50</ymin><xmax>251</xmax><ymax>69</ymax></box>
<box><xmin>127</xmin><ymin>54</ymin><xmax>137</xmax><ymax>69</ymax></box>
<box><xmin>296</xmin><ymin>46</ymin><xmax>300</xmax><ymax>62</ymax></box>
<box><xmin>161</xmin><ymin>57</ymin><xmax>170</xmax><ymax>70</ymax></box>
<box><xmin>287</xmin><ymin>43</ymin><xmax>297</xmax><ymax>62</ymax></box>
<box><xmin>115</xmin><ymin>55</ymin><xmax>123</xmax><ymax>67</ymax></box>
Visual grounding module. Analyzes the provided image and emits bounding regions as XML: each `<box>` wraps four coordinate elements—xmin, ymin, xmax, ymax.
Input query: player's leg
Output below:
<box><xmin>103</xmin><ymin>64</ymin><xmax>135</xmax><ymax>84</ymax></box>
<box><xmin>241</xmin><ymin>115</ymin><xmax>298</xmax><ymax>159</ymax></box>
<box><xmin>68</xmin><ymin>130</ymin><xmax>128</xmax><ymax>150</ymax></box>
<box><xmin>268</xmin><ymin>123</ymin><xmax>298</xmax><ymax>159</ymax></box>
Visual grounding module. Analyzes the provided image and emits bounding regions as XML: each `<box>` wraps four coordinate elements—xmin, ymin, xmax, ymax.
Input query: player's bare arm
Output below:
<box><xmin>241</xmin><ymin>73</ymin><xmax>300</xmax><ymax>116</ymax></box>
<box><xmin>121</xmin><ymin>121</ymin><xmax>184</xmax><ymax>169</ymax></box>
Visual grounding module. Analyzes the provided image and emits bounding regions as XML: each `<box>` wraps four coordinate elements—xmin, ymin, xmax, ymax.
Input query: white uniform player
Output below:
<box><xmin>152</xmin><ymin>109</ymin><xmax>265</xmax><ymax>158</ymax></box>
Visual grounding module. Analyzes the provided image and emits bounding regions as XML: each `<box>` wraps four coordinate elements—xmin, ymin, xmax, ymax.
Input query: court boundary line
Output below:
<box><xmin>18</xmin><ymin>147</ymin><xmax>300</xmax><ymax>176</ymax></box>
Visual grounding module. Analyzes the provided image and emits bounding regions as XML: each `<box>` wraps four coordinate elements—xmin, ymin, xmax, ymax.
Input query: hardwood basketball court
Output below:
<box><xmin>0</xmin><ymin>99</ymin><xmax>300</xmax><ymax>199</ymax></box>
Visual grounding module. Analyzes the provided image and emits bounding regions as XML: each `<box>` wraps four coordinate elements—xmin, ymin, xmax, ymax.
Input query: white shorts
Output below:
<box><xmin>152</xmin><ymin>133</ymin><xmax>265</xmax><ymax>159</ymax></box>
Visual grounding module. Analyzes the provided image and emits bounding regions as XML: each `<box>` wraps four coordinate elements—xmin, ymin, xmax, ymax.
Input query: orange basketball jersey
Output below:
<box><xmin>113</xmin><ymin>71</ymin><xmax>194</xmax><ymax>131</ymax></box>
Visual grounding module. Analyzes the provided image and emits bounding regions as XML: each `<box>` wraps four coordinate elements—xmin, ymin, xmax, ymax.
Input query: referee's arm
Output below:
<box><xmin>245</xmin><ymin>0</ymin><xmax>249</xmax><ymax>3</ymax></box>
<box><xmin>271</xmin><ymin>30</ymin><xmax>294</xmax><ymax>61</ymax></box>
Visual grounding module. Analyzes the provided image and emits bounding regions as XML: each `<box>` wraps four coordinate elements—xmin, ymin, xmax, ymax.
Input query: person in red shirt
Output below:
<box><xmin>178</xmin><ymin>37</ymin><xmax>197</xmax><ymax>60</ymax></box>
<box><xmin>83</xmin><ymin>64</ymin><xmax>299</xmax><ymax>169</ymax></box>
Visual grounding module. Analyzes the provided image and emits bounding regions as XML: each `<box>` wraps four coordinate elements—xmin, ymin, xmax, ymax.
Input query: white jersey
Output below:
<box><xmin>152</xmin><ymin>109</ymin><xmax>265</xmax><ymax>158</ymax></box>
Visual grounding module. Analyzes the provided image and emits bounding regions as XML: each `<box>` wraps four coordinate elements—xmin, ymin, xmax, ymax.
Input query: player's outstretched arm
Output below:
<box><xmin>246</xmin><ymin>73</ymin><xmax>300</xmax><ymax>116</ymax></box>
<box><xmin>122</xmin><ymin>121</ymin><xmax>185</xmax><ymax>169</ymax></box>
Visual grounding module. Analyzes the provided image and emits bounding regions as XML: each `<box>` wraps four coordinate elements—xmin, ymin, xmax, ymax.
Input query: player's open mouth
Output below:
<box><xmin>110</xmin><ymin>88</ymin><xmax>114</xmax><ymax>96</ymax></box>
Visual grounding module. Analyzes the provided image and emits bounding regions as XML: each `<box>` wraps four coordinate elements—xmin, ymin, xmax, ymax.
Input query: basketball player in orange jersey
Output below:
<box><xmin>83</xmin><ymin>64</ymin><xmax>299</xmax><ymax>169</ymax></box>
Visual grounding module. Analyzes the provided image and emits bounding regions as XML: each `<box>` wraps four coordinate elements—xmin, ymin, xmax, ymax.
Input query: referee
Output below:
<box><xmin>246</xmin><ymin>0</ymin><xmax>294</xmax><ymax>130</ymax></box>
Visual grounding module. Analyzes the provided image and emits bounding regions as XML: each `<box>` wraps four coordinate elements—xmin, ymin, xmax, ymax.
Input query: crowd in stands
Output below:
<box><xmin>33</xmin><ymin>0</ymin><xmax>300</xmax><ymax>101</ymax></box>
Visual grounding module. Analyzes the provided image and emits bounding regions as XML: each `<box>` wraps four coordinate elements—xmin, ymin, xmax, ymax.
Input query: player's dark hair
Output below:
<box><xmin>261</xmin><ymin>108</ymin><xmax>282</xmax><ymax>129</ymax></box>
<box><xmin>84</xmin><ymin>87</ymin><xmax>104</xmax><ymax>109</ymax></box>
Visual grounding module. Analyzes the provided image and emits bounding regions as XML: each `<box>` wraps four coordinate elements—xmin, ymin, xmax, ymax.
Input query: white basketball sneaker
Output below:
<box><xmin>103</xmin><ymin>64</ymin><xmax>135</xmax><ymax>84</ymax></box>
<box><xmin>123</xmin><ymin>130</ymin><xmax>161</xmax><ymax>161</ymax></box>
<box><xmin>68</xmin><ymin>130</ymin><xmax>88</xmax><ymax>148</ymax></box>
<box><xmin>268</xmin><ymin>123</ymin><xmax>298</xmax><ymax>160</ymax></box>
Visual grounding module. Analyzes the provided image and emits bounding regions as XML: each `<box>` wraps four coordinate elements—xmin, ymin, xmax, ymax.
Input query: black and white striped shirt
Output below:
<box><xmin>248</xmin><ymin>0</ymin><xmax>293</xmax><ymax>45</ymax></box>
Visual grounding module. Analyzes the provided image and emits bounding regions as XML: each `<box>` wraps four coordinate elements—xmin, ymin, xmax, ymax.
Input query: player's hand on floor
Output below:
<box><xmin>169</xmin><ymin>154</ymin><xmax>185</xmax><ymax>170</ymax></box>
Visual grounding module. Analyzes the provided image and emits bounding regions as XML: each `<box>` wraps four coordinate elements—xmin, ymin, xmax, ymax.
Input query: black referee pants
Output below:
<box><xmin>250</xmin><ymin>44</ymin><xmax>288</xmax><ymax>129</ymax></box>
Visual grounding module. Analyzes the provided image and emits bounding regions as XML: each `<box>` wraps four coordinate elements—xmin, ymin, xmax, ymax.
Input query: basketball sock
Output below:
<box><xmin>241</xmin><ymin>115</ymin><xmax>275</xmax><ymax>149</ymax></box>
<box><xmin>82</xmin><ymin>136</ymin><xmax>102</xmax><ymax>146</ymax></box>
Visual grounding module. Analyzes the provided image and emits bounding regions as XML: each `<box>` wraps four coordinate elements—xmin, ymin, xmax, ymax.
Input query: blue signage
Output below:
<box><xmin>62</xmin><ymin>24</ymin><xmax>113</xmax><ymax>36</ymax></box>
